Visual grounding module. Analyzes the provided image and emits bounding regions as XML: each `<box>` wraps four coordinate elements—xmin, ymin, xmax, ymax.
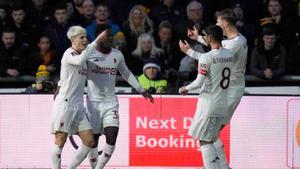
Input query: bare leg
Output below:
<box><xmin>95</xmin><ymin>126</ymin><xmax>119</xmax><ymax>169</ymax></box>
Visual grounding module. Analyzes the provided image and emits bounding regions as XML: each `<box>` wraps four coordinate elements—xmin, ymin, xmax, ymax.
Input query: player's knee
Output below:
<box><xmin>55</xmin><ymin>137</ymin><xmax>67</xmax><ymax>147</ymax></box>
<box><xmin>106</xmin><ymin>136</ymin><xmax>117</xmax><ymax>145</ymax></box>
<box><xmin>104</xmin><ymin>126</ymin><xmax>119</xmax><ymax>145</ymax></box>
<box><xmin>83</xmin><ymin>138</ymin><xmax>95</xmax><ymax>148</ymax></box>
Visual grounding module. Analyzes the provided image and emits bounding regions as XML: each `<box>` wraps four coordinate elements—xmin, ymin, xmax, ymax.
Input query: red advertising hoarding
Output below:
<box><xmin>129</xmin><ymin>97</ymin><xmax>230</xmax><ymax>166</ymax></box>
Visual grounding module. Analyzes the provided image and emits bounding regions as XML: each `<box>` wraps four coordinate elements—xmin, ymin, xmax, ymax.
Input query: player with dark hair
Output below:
<box><xmin>179</xmin><ymin>25</ymin><xmax>234</xmax><ymax>169</ymax></box>
<box><xmin>184</xmin><ymin>8</ymin><xmax>248</xmax><ymax>169</ymax></box>
<box><xmin>86</xmin><ymin>26</ymin><xmax>153</xmax><ymax>169</ymax></box>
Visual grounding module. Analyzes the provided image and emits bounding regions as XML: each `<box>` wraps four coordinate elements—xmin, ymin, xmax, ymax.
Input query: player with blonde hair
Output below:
<box><xmin>50</xmin><ymin>26</ymin><xmax>107</xmax><ymax>169</ymax></box>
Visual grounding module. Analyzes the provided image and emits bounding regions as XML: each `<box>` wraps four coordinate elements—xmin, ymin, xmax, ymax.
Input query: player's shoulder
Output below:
<box><xmin>199</xmin><ymin>50</ymin><xmax>214</xmax><ymax>63</ymax></box>
<box><xmin>224</xmin><ymin>34</ymin><xmax>246</xmax><ymax>45</ymax></box>
<box><xmin>111</xmin><ymin>48</ymin><xmax>124</xmax><ymax>57</ymax></box>
<box><xmin>64</xmin><ymin>47</ymin><xmax>79</xmax><ymax>57</ymax></box>
<box><xmin>111</xmin><ymin>48</ymin><xmax>122</xmax><ymax>53</ymax></box>
<box><xmin>236</xmin><ymin>34</ymin><xmax>247</xmax><ymax>44</ymax></box>
<box><xmin>221</xmin><ymin>48</ymin><xmax>234</xmax><ymax>56</ymax></box>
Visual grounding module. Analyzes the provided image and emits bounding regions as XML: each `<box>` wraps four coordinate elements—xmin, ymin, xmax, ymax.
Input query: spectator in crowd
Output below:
<box><xmin>65</xmin><ymin>0</ymin><xmax>74</xmax><ymax>20</ymax></box>
<box><xmin>154</xmin><ymin>20</ymin><xmax>181</xmax><ymax>71</ymax></box>
<box><xmin>250</xmin><ymin>26</ymin><xmax>286</xmax><ymax>79</ymax></box>
<box><xmin>73</xmin><ymin>0</ymin><xmax>84</xmax><ymax>16</ymax></box>
<box><xmin>130</xmin><ymin>33</ymin><xmax>164</xmax><ymax>75</ymax></box>
<box><xmin>174</xmin><ymin>1</ymin><xmax>208</xmax><ymax>59</ymax></box>
<box><xmin>0</xmin><ymin>27</ymin><xmax>30</xmax><ymax>79</ymax></box>
<box><xmin>27</xmin><ymin>35</ymin><xmax>59</xmax><ymax>80</ymax></box>
<box><xmin>79</xmin><ymin>0</ymin><xmax>95</xmax><ymax>27</ymax></box>
<box><xmin>0</xmin><ymin>5</ymin><xmax>7</xmax><ymax>32</ymax></box>
<box><xmin>44</xmin><ymin>3</ymin><xmax>73</xmax><ymax>59</ymax></box>
<box><xmin>174</xmin><ymin>1</ymin><xmax>207</xmax><ymax>43</ymax></box>
<box><xmin>149</xmin><ymin>0</ymin><xmax>185</xmax><ymax>25</ymax></box>
<box><xmin>86</xmin><ymin>3</ymin><xmax>121</xmax><ymax>41</ymax></box>
<box><xmin>6</xmin><ymin>5</ymin><xmax>38</xmax><ymax>48</ymax></box>
<box><xmin>69</xmin><ymin>0</ymin><xmax>84</xmax><ymax>24</ymax></box>
<box><xmin>138</xmin><ymin>58</ymin><xmax>168</xmax><ymax>93</ymax></box>
<box><xmin>25</xmin><ymin>0</ymin><xmax>50</xmax><ymax>37</ymax></box>
<box><xmin>232</xmin><ymin>3</ymin><xmax>256</xmax><ymax>56</ymax></box>
<box><xmin>122</xmin><ymin>5</ymin><xmax>154</xmax><ymax>53</ymax></box>
<box><xmin>24</xmin><ymin>64</ymin><xmax>55</xmax><ymax>94</ymax></box>
<box><xmin>106</xmin><ymin>0</ymin><xmax>135</xmax><ymax>26</ymax></box>
<box><xmin>260</xmin><ymin>0</ymin><xmax>297</xmax><ymax>47</ymax></box>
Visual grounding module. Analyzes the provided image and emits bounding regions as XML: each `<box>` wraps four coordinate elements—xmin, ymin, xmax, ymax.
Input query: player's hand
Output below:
<box><xmin>178</xmin><ymin>86</ymin><xmax>188</xmax><ymax>95</ymax></box>
<box><xmin>179</xmin><ymin>40</ymin><xmax>191</xmax><ymax>54</ymax></box>
<box><xmin>187</xmin><ymin>26</ymin><xmax>199</xmax><ymax>40</ymax></box>
<box><xmin>142</xmin><ymin>91</ymin><xmax>154</xmax><ymax>103</ymax></box>
<box><xmin>95</xmin><ymin>29</ymin><xmax>108</xmax><ymax>44</ymax></box>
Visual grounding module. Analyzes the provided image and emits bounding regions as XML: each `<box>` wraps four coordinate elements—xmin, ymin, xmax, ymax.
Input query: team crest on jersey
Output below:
<box><xmin>113</xmin><ymin>58</ymin><xmax>117</xmax><ymax>63</ymax></box>
<box><xmin>71</xmin><ymin>52</ymin><xmax>78</xmax><ymax>56</ymax></box>
<box><xmin>199</xmin><ymin>63</ymin><xmax>207</xmax><ymax>68</ymax></box>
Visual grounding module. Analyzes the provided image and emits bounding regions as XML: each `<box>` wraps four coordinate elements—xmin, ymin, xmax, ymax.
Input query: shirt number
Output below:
<box><xmin>220</xmin><ymin>67</ymin><xmax>231</xmax><ymax>89</ymax></box>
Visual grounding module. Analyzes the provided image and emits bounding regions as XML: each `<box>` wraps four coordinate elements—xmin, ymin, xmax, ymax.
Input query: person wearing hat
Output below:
<box><xmin>138</xmin><ymin>58</ymin><xmax>168</xmax><ymax>93</ymax></box>
<box><xmin>24</xmin><ymin>65</ymin><xmax>54</xmax><ymax>93</ymax></box>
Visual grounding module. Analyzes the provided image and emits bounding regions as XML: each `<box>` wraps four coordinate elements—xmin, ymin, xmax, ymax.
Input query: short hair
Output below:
<box><xmin>204</xmin><ymin>25</ymin><xmax>223</xmax><ymax>43</ymax></box>
<box><xmin>262</xmin><ymin>25</ymin><xmax>277</xmax><ymax>36</ymax></box>
<box><xmin>95</xmin><ymin>24</ymin><xmax>111</xmax><ymax>37</ymax></box>
<box><xmin>186</xmin><ymin>1</ymin><xmax>203</xmax><ymax>13</ymax></box>
<box><xmin>2</xmin><ymin>27</ymin><xmax>15</xmax><ymax>34</ymax></box>
<box><xmin>67</xmin><ymin>26</ymin><xmax>86</xmax><ymax>40</ymax></box>
<box><xmin>96</xmin><ymin>2</ymin><xmax>108</xmax><ymax>9</ymax></box>
<box><xmin>158</xmin><ymin>20</ymin><xmax>172</xmax><ymax>31</ymax></box>
<box><xmin>54</xmin><ymin>2</ymin><xmax>67</xmax><ymax>12</ymax></box>
<box><xmin>11</xmin><ymin>5</ymin><xmax>25</xmax><ymax>12</ymax></box>
<box><xmin>215</xmin><ymin>9</ymin><xmax>237</xmax><ymax>26</ymax></box>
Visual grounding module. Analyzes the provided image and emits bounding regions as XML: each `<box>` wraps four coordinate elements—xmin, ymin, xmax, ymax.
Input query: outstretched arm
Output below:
<box><xmin>118</xmin><ymin>55</ymin><xmax>154</xmax><ymax>102</ymax></box>
<box><xmin>65</xmin><ymin>30</ymin><xmax>108</xmax><ymax>65</ymax></box>
<box><xmin>179</xmin><ymin>56</ymin><xmax>208</xmax><ymax>95</ymax></box>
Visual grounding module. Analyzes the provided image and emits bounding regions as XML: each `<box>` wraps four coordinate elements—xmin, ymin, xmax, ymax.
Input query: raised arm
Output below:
<box><xmin>65</xmin><ymin>30</ymin><xmax>108</xmax><ymax>65</ymax></box>
<box><xmin>187</xmin><ymin>26</ymin><xmax>208</xmax><ymax>46</ymax></box>
<box><xmin>179</xmin><ymin>40</ymin><xmax>205</xmax><ymax>60</ymax></box>
<box><xmin>65</xmin><ymin>41</ymin><xmax>97</xmax><ymax>65</ymax></box>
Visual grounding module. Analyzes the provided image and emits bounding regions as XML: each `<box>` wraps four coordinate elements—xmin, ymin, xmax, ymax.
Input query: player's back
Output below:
<box><xmin>222</xmin><ymin>34</ymin><xmax>247</xmax><ymax>88</ymax></box>
<box><xmin>200</xmin><ymin>48</ymin><xmax>234</xmax><ymax>117</ymax></box>
<box><xmin>56</xmin><ymin>48</ymin><xmax>87</xmax><ymax>104</ymax></box>
<box><xmin>87</xmin><ymin>48</ymin><xmax>122</xmax><ymax>102</ymax></box>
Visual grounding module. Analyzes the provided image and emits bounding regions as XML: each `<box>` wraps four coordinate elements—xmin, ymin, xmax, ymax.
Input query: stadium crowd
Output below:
<box><xmin>0</xmin><ymin>0</ymin><xmax>299</xmax><ymax>92</ymax></box>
